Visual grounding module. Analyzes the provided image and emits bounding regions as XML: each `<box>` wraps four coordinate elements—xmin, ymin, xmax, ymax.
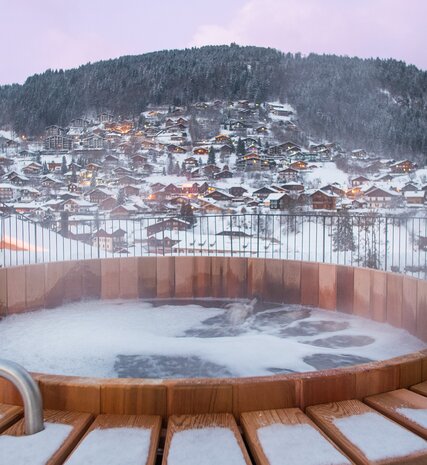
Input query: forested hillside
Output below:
<box><xmin>0</xmin><ymin>44</ymin><xmax>426</xmax><ymax>157</ymax></box>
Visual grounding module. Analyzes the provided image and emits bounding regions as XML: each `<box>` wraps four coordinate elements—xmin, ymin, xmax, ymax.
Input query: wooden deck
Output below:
<box><xmin>2</xmin><ymin>378</ymin><xmax>427</xmax><ymax>464</ymax></box>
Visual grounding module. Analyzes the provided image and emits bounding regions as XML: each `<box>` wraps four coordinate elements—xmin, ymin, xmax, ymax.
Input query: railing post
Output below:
<box><xmin>230</xmin><ymin>216</ymin><xmax>233</xmax><ymax>257</ymax></box>
<box><xmin>384</xmin><ymin>217</ymin><xmax>388</xmax><ymax>271</ymax></box>
<box><xmin>256</xmin><ymin>214</ymin><xmax>260</xmax><ymax>258</ymax></box>
<box><xmin>322</xmin><ymin>216</ymin><xmax>326</xmax><ymax>263</ymax></box>
<box><xmin>0</xmin><ymin>359</ymin><xmax>44</xmax><ymax>435</ymax></box>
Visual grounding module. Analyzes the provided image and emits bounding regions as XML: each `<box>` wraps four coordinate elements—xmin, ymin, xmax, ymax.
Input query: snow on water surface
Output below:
<box><xmin>333</xmin><ymin>412</ymin><xmax>427</xmax><ymax>461</ymax></box>
<box><xmin>257</xmin><ymin>423</ymin><xmax>350</xmax><ymax>465</ymax></box>
<box><xmin>65</xmin><ymin>427</ymin><xmax>151</xmax><ymax>465</ymax></box>
<box><xmin>0</xmin><ymin>299</ymin><xmax>425</xmax><ymax>378</ymax></box>
<box><xmin>167</xmin><ymin>428</ymin><xmax>247</xmax><ymax>465</ymax></box>
<box><xmin>0</xmin><ymin>422</ymin><xmax>72</xmax><ymax>465</ymax></box>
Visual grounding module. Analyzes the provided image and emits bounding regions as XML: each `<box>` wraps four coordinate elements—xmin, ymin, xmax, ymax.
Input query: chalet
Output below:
<box><xmin>196</xmin><ymin>199</ymin><xmax>227</xmax><ymax>214</ymax></box>
<box><xmin>44</xmin><ymin>135</ymin><xmax>73</xmax><ymax>151</ymax></box>
<box><xmin>278</xmin><ymin>168</ymin><xmax>299</xmax><ymax>182</ymax></box>
<box><xmin>346</xmin><ymin>186</ymin><xmax>364</xmax><ymax>199</ymax></box>
<box><xmin>164</xmin><ymin>183</ymin><xmax>181</xmax><ymax>195</ymax></box>
<box><xmin>86</xmin><ymin>162</ymin><xmax>102</xmax><ymax>172</ymax></box>
<box><xmin>92</xmin><ymin>228</ymin><xmax>126</xmax><ymax>252</ymax></box>
<box><xmin>122</xmin><ymin>185</ymin><xmax>140</xmax><ymax>197</ymax></box>
<box><xmin>20</xmin><ymin>187</ymin><xmax>41</xmax><ymax>201</ymax></box>
<box><xmin>145</xmin><ymin>236</ymin><xmax>180</xmax><ymax>252</ymax></box>
<box><xmin>167</xmin><ymin>144</ymin><xmax>186</xmax><ymax>154</ymax></box>
<box><xmin>280</xmin><ymin>182</ymin><xmax>304</xmax><ymax>193</ymax></box>
<box><xmin>181</xmin><ymin>183</ymin><xmax>201</xmax><ymax>195</ymax></box>
<box><xmin>269</xmin><ymin>192</ymin><xmax>298</xmax><ymax>210</ymax></box>
<box><xmin>81</xmin><ymin>134</ymin><xmax>106</xmax><ymax>150</ymax></box>
<box><xmin>117</xmin><ymin>175</ymin><xmax>140</xmax><ymax>186</ymax></box>
<box><xmin>0</xmin><ymin>157</ymin><xmax>14</xmax><ymax>168</ymax></box>
<box><xmin>363</xmin><ymin>187</ymin><xmax>400</xmax><ymax>209</ymax></box>
<box><xmin>204</xmin><ymin>189</ymin><xmax>234</xmax><ymax>202</ymax></box>
<box><xmin>104</xmin><ymin>154</ymin><xmax>119</xmax><ymax>166</ymax></box>
<box><xmin>214</xmin><ymin>169</ymin><xmax>233</xmax><ymax>180</ymax></box>
<box><xmin>41</xmin><ymin>176</ymin><xmax>64</xmax><ymax>189</ymax></box>
<box><xmin>183</xmin><ymin>157</ymin><xmax>198</xmax><ymax>171</ymax></box>
<box><xmin>69</xmin><ymin>118</ymin><xmax>90</xmax><ymax>128</ymax></box>
<box><xmin>67</xmin><ymin>183</ymin><xmax>81</xmax><ymax>194</ymax></box>
<box><xmin>376</xmin><ymin>174</ymin><xmax>394</xmax><ymax>183</ymax></box>
<box><xmin>6</xmin><ymin>172</ymin><xmax>30</xmax><ymax>186</ymax></box>
<box><xmin>212</xmin><ymin>135</ymin><xmax>229</xmax><ymax>145</ymax></box>
<box><xmin>62</xmin><ymin>199</ymin><xmax>96</xmax><ymax>214</ymax></box>
<box><xmin>203</xmin><ymin>165</ymin><xmax>221</xmax><ymax>178</ymax></box>
<box><xmin>151</xmin><ymin>182</ymin><xmax>166</xmax><ymax>192</ymax></box>
<box><xmin>131</xmin><ymin>154</ymin><xmax>148</xmax><ymax>168</ymax></box>
<box><xmin>390</xmin><ymin>160</ymin><xmax>417</xmax><ymax>173</ymax></box>
<box><xmin>220</xmin><ymin>145</ymin><xmax>233</xmax><ymax>156</ymax></box>
<box><xmin>45</xmin><ymin>125</ymin><xmax>66</xmax><ymax>137</ymax></box>
<box><xmin>229</xmin><ymin>121</ymin><xmax>250</xmax><ymax>130</ymax></box>
<box><xmin>310</xmin><ymin>190</ymin><xmax>338</xmax><ymax>210</ymax></box>
<box><xmin>47</xmin><ymin>161</ymin><xmax>62</xmax><ymax>172</ymax></box>
<box><xmin>321</xmin><ymin>184</ymin><xmax>346</xmax><ymax>197</ymax></box>
<box><xmin>99</xmin><ymin>196</ymin><xmax>118</xmax><ymax>211</ymax></box>
<box><xmin>146</xmin><ymin>218</ymin><xmax>192</xmax><ymax>236</ymax></box>
<box><xmin>0</xmin><ymin>183</ymin><xmax>17</xmax><ymax>202</ymax></box>
<box><xmin>351</xmin><ymin>176</ymin><xmax>370</xmax><ymax>187</ymax></box>
<box><xmin>253</xmin><ymin>186</ymin><xmax>279</xmax><ymax>200</ymax></box>
<box><xmin>229</xmin><ymin>186</ymin><xmax>247</xmax><ymax>197</ymax></box>
<box><xmin>404</xmin><ymin>191</ymin><xmax>426</xmax><ymax>205</ymax></box>
<box><xmin>400</xmin><ymin>183</ymin><xmax>419</xmax><ymax>193</ymax></box>
<box><xmin>255</xmin><ymin>126</ymin><xmax>269</xmax><ymax>134</ymax></box>
<box><xmin>236</xmin><ymin>154</ymin><xmax>262</xmax><ymax>170</ymax></box>
<box><xmin>98</xmin><ymin>113</ymin><xmax>114</xmax><ymax>124</ymax></box>
<box><xmin>290</xmin><ymin>160</ymin><xmax>308</xmax><ymax>171</ymax></box>
<box><xmin>85</xmin><ymin>187</ymin><xmax>113</xmax><ymax>204</ymax></box>
<box><xmin>193</xmin><ymin>147</ymin><xmax>209</xmax><ymax>155</ymax></box>
<box><xmin>22</xmin><ymin>162</ymin><xmax>43</xmax><ymax>176</ymax></box>
<box><xmin>110</xmin><ymin>204</ymin><xmax>138</xmax><ymax>218</ymax></box>
<box><xmin>269</xmin><ymin>142</ymin><xmax>300</xmax><ymax>156</ymax></box>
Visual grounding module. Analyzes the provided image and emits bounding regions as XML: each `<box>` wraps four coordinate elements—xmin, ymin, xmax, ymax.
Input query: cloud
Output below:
<box><xmin>189</xmin><ymin>0</ymin><xmax>427</xmax><ymax>69</ymax></box>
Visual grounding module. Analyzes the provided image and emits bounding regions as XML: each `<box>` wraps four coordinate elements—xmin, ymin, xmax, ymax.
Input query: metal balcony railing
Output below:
<box><xmin>1</xmin><ymin>211</ymin><xmax>426</xmax><ymax>278</ymax></box>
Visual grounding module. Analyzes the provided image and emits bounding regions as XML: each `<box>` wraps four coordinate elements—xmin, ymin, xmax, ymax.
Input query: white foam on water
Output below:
<box><xmin>257</xmin><ymin>423</ymin><xmax>350</xmax><ymax>465</ymax></box>
<box><xmin>0</xmin><ymin>299</ymin><xmax>425</xmax><ymax>378</ymax></box>
<box><xmin>167</xmin><ymin>427</ymin><xmax>247</xmax><ymax>465</ymax></box>
<box><xmin>396</xmin><ymin>408</ymin><xmax>427</xmax><ymax>429</ymax></box>
<box><xmin>0</xmin><ymin>422</ymin><xmax>73</xmax><ymax>465</ymax></box>
<box><xmin>65</xmin><ymin>427</ymin><xmax>151</xmax><ymax>465</ymax></box>
<box><xmin>333</xmin><ymin>412</ymin><xmax>427</xmax><ymax>461</ymax></box>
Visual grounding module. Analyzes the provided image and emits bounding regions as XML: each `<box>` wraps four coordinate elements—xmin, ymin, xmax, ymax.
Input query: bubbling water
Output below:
<box><xmin>0</xmin><ymin>299</ymin><xmax>425</xmax><ymax>378</ymax></box>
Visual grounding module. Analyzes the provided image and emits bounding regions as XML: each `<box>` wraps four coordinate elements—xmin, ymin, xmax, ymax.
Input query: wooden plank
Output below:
<box><xmin>241</xmin><ymin>408</ymin><xmax>352</xmax><ymax>465</ymax></box>
<box><xmin>167</xmin><ymin>383</ymin><xmax>233</xmax><ymax>417</ymax></box>
<box><xmin>100</xmin><ymin>380</ymin><xmax>167</xmax><ymax>418</ymax></box>
<box><xmin>1</xmin><ymin>409</ymin><xmax>93</xmax><ymax>465</ymax></box>
<box><xmin>0</xmin><ymin>403</ymin><xmax>23</xmax><ymax>433</ymax></box>
<box><xmin>300</xmin><ymin>262</ymin><xmax>319</xmax><ymax>306</ymax></box>
<box><xmin>319</xmin><ymin>263</ymin><xmax>337</xmax><ymax>310</ymax></box>
<box><xmin>411</xmin><ymin>381</ymin><xmax>427</xmax><ymax>397</ymax></box>
<box><xmin>162</xmin><ymin>413</ymin><xmax>252</xmax><ymax>465</ymax></box>
<box><xmin>65</xmin><ymin>414</ymin><xmax>161</xmax><ymax>465</ymax></box>
<box><xmin>336</xmin><ymin>266</ymin><xmax>354</xmax><ymax>314</ymax></box>
<box><xmin>307</xmin><ymin>399</ymin><xmax>427</xmax><ymax>465</ymax></box>
<box><xmin>365</xmin><ymin>389</ymin><xmax>427</xmax><ymax>439</ymax></box>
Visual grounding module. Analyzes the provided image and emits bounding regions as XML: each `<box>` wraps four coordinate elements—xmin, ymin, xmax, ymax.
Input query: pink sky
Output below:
<box><xmin>1</xmin><ymin>0</ymin><xmax>426</xmax><ymax>85</ymax></box>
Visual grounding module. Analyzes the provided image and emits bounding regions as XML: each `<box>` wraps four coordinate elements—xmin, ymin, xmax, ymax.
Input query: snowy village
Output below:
<box><xmin>0</xmin><ymin>99</ymin><xmax>426</xmax><ymax>273</ymax></box>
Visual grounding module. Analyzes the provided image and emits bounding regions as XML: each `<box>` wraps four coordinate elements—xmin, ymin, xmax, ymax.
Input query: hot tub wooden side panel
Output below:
<box><xmin>1</xmin><ymin>258</ymin><xmax>427</xmax><ymax>421</ymax></box>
